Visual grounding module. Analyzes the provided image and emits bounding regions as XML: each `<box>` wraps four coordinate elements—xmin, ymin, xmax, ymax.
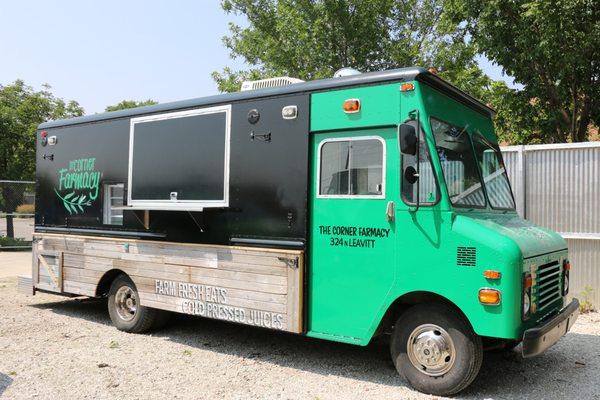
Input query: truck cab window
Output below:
<box><xmin>103</xmin><ymin>184</ymin><xmax>124</xmax><ymax>225</ymax></box>
<box><xmin>401</xmin><ymin>127</ymin><xmax>438</xmax><ymax>205</ymax></box>
<box><xmin>431</xmin><ymin>118</ymin><xmax>485</xmax><ymax>208</ymax></box>
<box><xmin>319</xmin><ymin>138</ymin><xmax>384</xmax><ymax>197</ymax></box>
<box><xmin>472</xmin><ymin>134</ymin><xmax>516</xmax><ymax>210</ymax></box>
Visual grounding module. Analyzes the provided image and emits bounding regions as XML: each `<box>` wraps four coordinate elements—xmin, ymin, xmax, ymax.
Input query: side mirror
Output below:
<box><xmin>399</xmin><ymin>123</ymin><xmax>417</xmax><ymax>155</ymax></box>
<box><xmin>404</xmin><ymin>165</ymin><xmax>419</xmax><ymax>184</ymax></box>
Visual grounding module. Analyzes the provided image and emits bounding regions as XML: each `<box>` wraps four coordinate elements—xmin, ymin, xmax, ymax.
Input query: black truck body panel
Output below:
<box><xmin>36</xmin><ymin>94</ymin><xmax>310</xmax><ymax>247</ymax></box>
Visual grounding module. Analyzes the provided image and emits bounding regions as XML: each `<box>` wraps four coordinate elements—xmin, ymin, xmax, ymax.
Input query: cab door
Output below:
<box><xmin>307</xmin><ymin>127</ymin><xmax>398</xmax><ymax>343</ymax></box>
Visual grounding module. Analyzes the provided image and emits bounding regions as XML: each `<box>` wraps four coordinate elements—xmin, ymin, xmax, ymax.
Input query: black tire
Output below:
<box><xmin>390</xmin><ymin>303</ymin><xmax>483</xmax><ymax>396</ymax></box>
<box><xmin>107</xmin><ymin>274</ymin><xmax>168</xmax><ymax>333</ymax></box>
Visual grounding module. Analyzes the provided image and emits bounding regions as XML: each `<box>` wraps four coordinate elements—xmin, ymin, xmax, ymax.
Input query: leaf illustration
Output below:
<box><xmin>55</xmin><ymin>188</ymin><xmax>93</xmax><ymax>215</ymax></box>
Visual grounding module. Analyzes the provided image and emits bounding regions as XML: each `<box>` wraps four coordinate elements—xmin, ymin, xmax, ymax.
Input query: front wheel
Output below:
<box><xmin>107</xmin><ymin>274</ymin><xmax>168</xmax><ymax>333</ymax></box>
<box><xmin>390</xmin><ymin>303</ymin><xmax>483</xmax><ymax>396</ymax></box>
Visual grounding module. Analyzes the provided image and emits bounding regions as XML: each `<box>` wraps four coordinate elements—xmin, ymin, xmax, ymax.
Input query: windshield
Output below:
<box><xmin>430</xmin><ymin>117</ymin><xmax>515</xmax><ymax>210</ymax></box>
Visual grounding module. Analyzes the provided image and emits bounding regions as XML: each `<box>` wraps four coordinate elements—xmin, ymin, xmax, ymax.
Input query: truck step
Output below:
<box><xmin>17</xmin><ymin>275</ymin><xmax>34</xmax><ymax>296</ymax></box>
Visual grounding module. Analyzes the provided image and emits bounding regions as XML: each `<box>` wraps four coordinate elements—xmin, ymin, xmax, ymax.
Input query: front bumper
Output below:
<box><xmin>522</xmin><ymin>298</ymin><xmax>579</xmax><ymax>358</ymax></box>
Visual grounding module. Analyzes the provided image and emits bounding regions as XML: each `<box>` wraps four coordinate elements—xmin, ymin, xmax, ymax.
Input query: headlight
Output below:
<box><xmin>523</xmin><ymin>292</ymin><xmax>531</xmax><ymax>315</ymax></box>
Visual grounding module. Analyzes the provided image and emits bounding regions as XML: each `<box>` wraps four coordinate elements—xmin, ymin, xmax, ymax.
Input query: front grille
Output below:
<box><xmin>534</xmin><ymin>261</ymin><xmax>562</xmax><ymax>311</ymax></box>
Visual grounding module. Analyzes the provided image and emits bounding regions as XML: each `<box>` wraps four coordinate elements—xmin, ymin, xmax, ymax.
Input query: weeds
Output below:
<box><xmin>579</xmin><ymin>286</ymin><xmax>595</xmax><ymax>313</ymax></box>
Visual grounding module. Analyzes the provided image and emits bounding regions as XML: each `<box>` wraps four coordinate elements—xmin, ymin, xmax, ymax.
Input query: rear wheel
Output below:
<box><xmin>107</xmin><ymin>274</ymin><xmax>168</xmax><ymax>333</ymax></box>
<box><xmin>390</xmin><ymin>303</ymin><xmax>483</xmax><ymax>396</ymax></box>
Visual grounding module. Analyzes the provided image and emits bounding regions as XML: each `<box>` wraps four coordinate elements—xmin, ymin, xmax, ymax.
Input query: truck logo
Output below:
<box><xmin>54</xmin><ymin>157</ymin><xmax>102</xmax><ymax>214</ymax></box>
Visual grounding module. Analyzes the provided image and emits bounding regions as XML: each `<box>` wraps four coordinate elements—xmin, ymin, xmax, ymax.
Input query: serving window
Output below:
<box><xmin>318</xmin><ymin>137</ymin><xmax>385</xmax><ymax>198</ymax></box>
<box><xmin>127</xmin><ymin>105</ymin><xmax>231</xmax><ymax>211</ymax></box>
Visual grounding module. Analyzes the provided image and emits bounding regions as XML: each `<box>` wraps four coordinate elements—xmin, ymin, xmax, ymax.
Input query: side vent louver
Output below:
<box><xmin>457</xmin><ymin>246</ymin><xmax>477</xmax><ymax>267</ymax></box>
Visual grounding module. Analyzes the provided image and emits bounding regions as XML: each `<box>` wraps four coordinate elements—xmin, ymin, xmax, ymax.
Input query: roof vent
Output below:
<box><xmin>240</xmin><ymin>76</ymin><xmax>304</xmax><ymax>91</ymax></box>
<box><xmin>333</xmin><ymin>67</ymin><xmax>362</xmax><ymax>78</ymax></box>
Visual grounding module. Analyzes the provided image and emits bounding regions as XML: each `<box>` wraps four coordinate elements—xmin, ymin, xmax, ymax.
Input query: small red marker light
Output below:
<box><xmin>564</xmin><ymin>260</ymin><xmax>571</xmax><ymax>271</ymax></box>
<box><xmin>524</xmin><ymin>273</ymin><xmax>533</xmax><ymax>289</ymax></box>
<box><xmin>41</xmin><ymin>130</ymin><xmax>48</xmax><ymax>138</ymax></box>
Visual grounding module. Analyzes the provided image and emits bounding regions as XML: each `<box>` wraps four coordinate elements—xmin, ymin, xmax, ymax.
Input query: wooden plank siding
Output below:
<box><xmin>32</xmin><ymin>233</ymin><xmax>304</xmax><ymax>333</ymax></box>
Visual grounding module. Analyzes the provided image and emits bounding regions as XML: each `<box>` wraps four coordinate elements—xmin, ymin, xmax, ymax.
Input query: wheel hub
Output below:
<box><xmin>115</xmin><ymin>286</ymin><xmax>138</xmax><ymax>322</ymax></box>
<box><xmin>407</xmin><ymin>324</ymin><xmax>456</xmax><ymax>376</ymax></box>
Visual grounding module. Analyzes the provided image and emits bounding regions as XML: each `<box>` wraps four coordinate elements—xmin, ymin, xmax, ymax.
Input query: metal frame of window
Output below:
<box><xmin>471</xmin><ymin>132</ymin><xmax>516</xmax><ymax>211</ymax></box>
<box><xmin>316</xmin><ymin>136</ymin><xmax>386</xmax><ymax>199</ymax></box>
<box><xmin>400</xmin><ymin>119</ymin><xmax>440</xmax><ymax>207</ymax></box>
<box><xmin>127</xmin><ymin>105</ymin><xmax>231</xmax><ymax>211</ymax></box>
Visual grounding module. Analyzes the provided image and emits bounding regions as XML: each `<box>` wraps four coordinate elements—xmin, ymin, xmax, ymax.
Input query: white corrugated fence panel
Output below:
<box><xmin>501</xmin><ymin>143</ymin><xmax>600</xmax><ymax>308</ymax></box>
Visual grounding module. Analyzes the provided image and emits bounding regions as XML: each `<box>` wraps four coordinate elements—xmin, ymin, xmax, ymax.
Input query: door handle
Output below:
<box><xmin>386</xmin><ymin>201</ymin><xmax>395</xmax><ymax>222</ymax></box>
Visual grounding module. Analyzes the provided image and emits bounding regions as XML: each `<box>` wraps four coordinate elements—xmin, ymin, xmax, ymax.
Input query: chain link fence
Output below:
<box><xmin>0</xmin><ymin>180</ymin><xmax>35</xmax><ymax>250</ymax></box>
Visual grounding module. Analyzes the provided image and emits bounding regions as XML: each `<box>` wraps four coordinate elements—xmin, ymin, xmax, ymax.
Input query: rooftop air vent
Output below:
<box><xmin>333</xmin><ymin>67</ymin><xmax>362</xmax><ymax>78</ymax></box>
<box><xmin>240</xmin><ymin>77</ymin><xmax>305</xmax><ymax>91</ymax></box>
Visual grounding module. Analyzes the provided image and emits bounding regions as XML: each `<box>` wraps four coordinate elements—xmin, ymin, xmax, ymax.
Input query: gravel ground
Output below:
<box><xmin>0</xmin><ymin>276</ymin><xmax>598</xmax><ymax>400</ymax></box>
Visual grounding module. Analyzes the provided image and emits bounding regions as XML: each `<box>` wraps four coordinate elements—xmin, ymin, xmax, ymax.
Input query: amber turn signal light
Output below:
<box><xmin>343</xmin><ymin>99</ymin><xmax>360</xmax><ymax>113</ymax></box>
<box><xmin>483</xmin><ymin>270</ymin><xmax>501</xmax><ymax>280</ymax></box>
<box><xmin>400</xmin><ymin>83</ymin><xmax>415</xmax><ymax>92</ymax></box>
<box><xmin>524</xmin><ymin>272</ymin><xmax>533</xmax><ymax>289</ymax></box>
<box><xmin>479</xmin><ymin>288</ymin><xmax>501</xmax><ymax>305</ymax></box>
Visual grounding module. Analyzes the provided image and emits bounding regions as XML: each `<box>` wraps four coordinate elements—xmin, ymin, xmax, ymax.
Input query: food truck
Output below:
<box><xmin>23</xmin><ymin>67</ymin><xmax>579</xmax><ymax>395</ymax></box>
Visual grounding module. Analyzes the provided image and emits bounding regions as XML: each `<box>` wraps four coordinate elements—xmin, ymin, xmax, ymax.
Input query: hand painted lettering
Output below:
<box><xmin>318</xmin><ymin>224</ymin><xmax>390</xmax><ymax>249</ymax></box>
<box><xmin>154</xmin><ymin>279</ymin><xmax>285</xmax><ymax>330</ymax></box>
<box><xmin>54</xmin><ymin>157</ymin><xmax>102</xmax><ymax>215</ymax></box>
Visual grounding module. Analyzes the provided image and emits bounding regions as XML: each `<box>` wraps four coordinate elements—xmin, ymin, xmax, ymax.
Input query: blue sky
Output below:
<box><xmin>0</xmin><ymin>1</ymin><xmax>513</xmax><ymax>114</ymax></box>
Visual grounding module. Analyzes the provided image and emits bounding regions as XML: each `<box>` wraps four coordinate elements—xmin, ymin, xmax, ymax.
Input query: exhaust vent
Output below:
<box><xmin>240</xmin><ymin>77</ymin><xmax>304</xmax><ymax>91</ymax></box>
<box><xmin>457</xmin><ymin>246</ymin><xmax>477</xmax><ymax>267</ymax></box>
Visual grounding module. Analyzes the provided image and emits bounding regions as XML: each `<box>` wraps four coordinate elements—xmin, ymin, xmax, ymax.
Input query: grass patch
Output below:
<box><xmin>0</xmin><ymin>236</ymin><xmax>32</xmax><ymax>251</ymax></box>
<box><xmin>580</xmin><ymin>286</ymin><xmax>595</xmax><ymax>313</ymax></box>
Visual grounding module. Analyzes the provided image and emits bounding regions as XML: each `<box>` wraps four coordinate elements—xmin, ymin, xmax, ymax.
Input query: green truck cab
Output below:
<box><xmin>307</xmin><ymin>70</ymin><xmax>579</xmax><ymax>395</ymax></box>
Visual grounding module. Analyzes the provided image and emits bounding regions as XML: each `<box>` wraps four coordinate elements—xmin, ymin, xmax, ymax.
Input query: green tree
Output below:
<box><xmin>213</xmin><ymin>0</ymin><xmax>537</xmax><ymax>145</ymax></box>
<box><xmin>0</xmin><ymin>80</ymin><xmax>83</xmax><ymax>238</ymax></box>
<box><xmin>446</xmin><ymin>0</ymin><xmax>600</xmax><ymax>143</ymax></box>
<box><xmin>213</xmin><ymin>0</ymin><xmax>486</xmax><ymax>94</ymax></box>
<box><xmin>105</xmin><ymin>99</ymin><xmax>158</xmax><ymax>112</ymax></box>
